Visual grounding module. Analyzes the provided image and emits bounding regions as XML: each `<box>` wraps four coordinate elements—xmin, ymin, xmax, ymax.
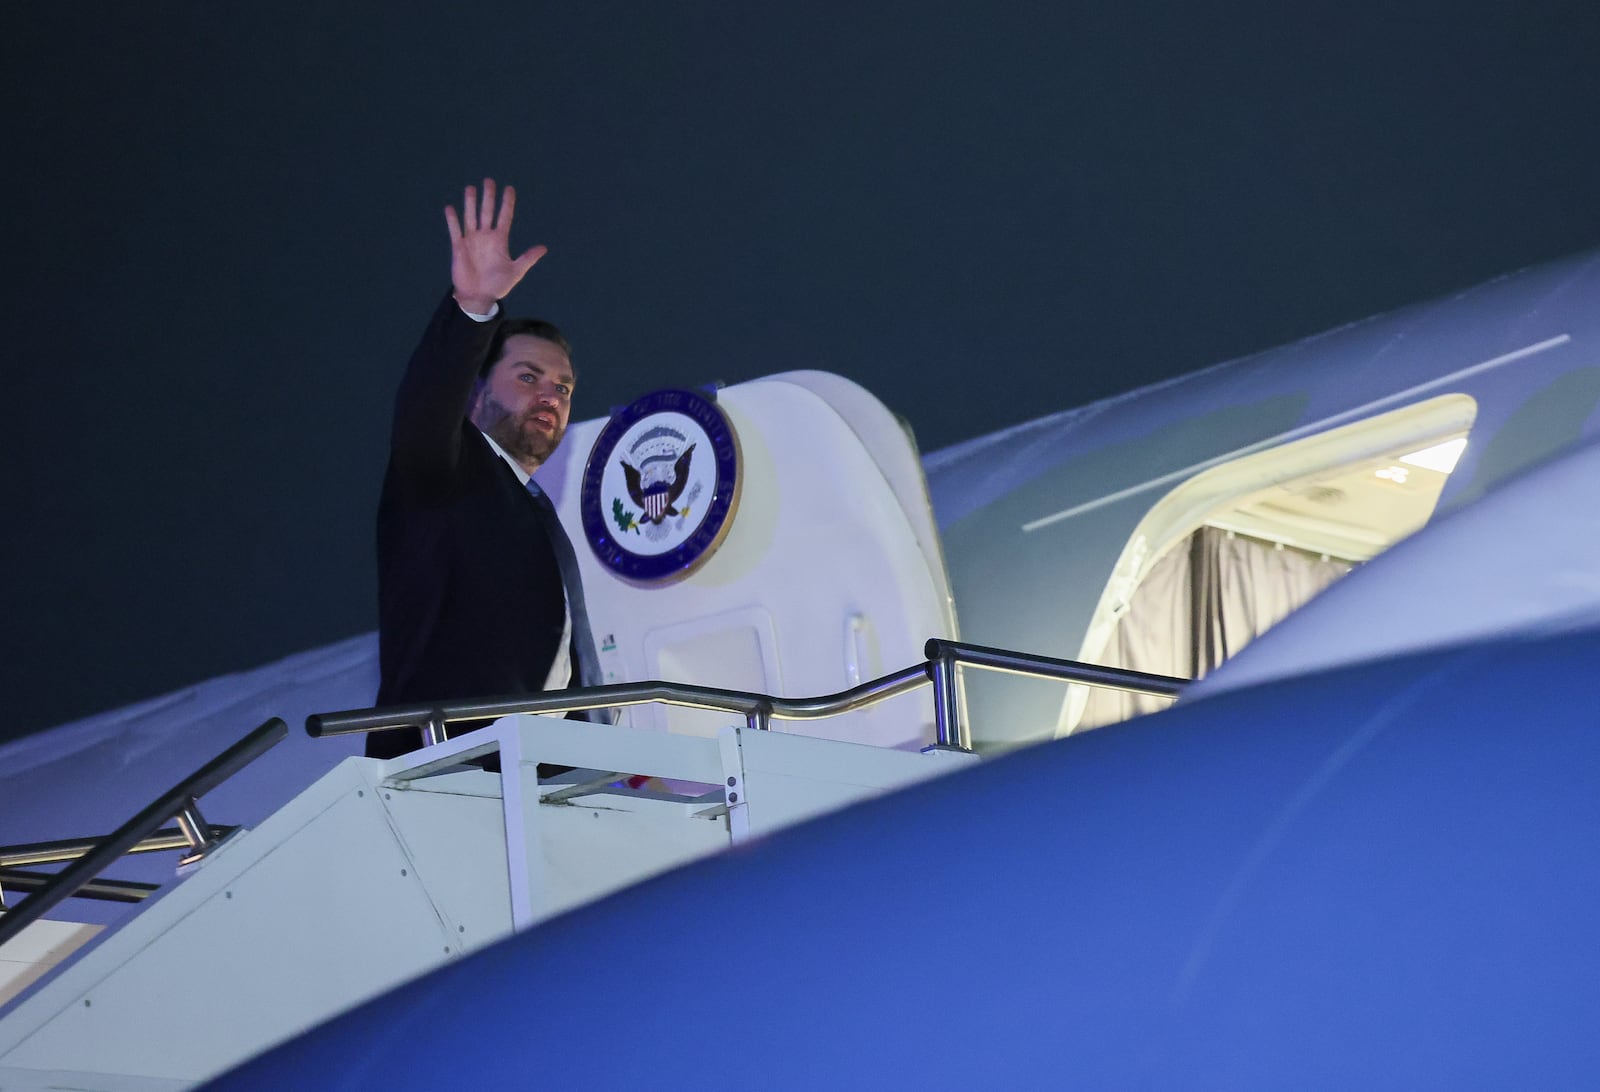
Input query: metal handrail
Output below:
<box><xmin>0</xmin><ymin>718</ymin><xmax>287</xmax><ymax>950</ymax></box>
<box><xmin>923</xmin><ymin>638</ymin><xmax>1187</xmax><ymax>697</ymax></box>
<box><xmin>307</xmin><ymin>664</ymin><xmax>933</xmax><ymax>739</ymax></box>
<box><xmin>0</xmin><ymin>826</ymin><xmax>238</xmax><ymax>870</ymax></box>
<box><xmin>0</xmin><ymin>869</ymin><xmax>161</xmax><ymax>905</ymax></box>
<box><xmin>924</xmin><ymin>638</ymin><xmax>1185</xmax><ymax>750</ymax></box>
<box><xmin>307</xmin><ymin>640</ymin><xmax>1188</xmax><ymax>755</ymax></box>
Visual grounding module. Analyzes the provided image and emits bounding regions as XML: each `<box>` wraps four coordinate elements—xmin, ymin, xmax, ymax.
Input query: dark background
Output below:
<box><xmin>6</xmin><ymin>2</ymin><xmax>1600</xmax><ymax>742</ymax></box>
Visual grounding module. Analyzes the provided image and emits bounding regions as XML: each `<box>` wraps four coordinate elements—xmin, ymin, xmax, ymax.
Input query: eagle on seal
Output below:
<box><xmin>621</xmin><ymin>443</ymin><xmax>696</xmax><ymax>525</ymax></box>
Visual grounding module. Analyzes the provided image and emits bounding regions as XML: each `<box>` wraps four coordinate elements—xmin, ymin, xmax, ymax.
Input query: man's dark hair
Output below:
<box><xmin>481</xmin><ymin>318</ymin><xmax>573</xmax><ymax>377</ymax></box>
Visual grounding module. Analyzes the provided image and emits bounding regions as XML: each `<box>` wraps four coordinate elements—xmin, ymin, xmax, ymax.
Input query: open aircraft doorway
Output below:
<box><xmin>1061</xmin><ymin>394</ymin><xmax>1478</xmax><ymax>736</ymax></box>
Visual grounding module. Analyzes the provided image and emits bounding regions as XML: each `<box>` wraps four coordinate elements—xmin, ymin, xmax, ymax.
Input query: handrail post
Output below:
<box><xmin>746</xmin><ymin>701</ymin><xmax>773</xmax><ymax>732</ymax></box>
<box><xmin>420</xmin><ymin>710</ymin><xmax>447</xmax><ymax>748</ymax></box>
<box><xmin>173</xmin><ymin>797</ymin><xmax>217</xmax><ymax>866</ymax></box>
<box><xmin>928</xmin><ymin>650</ymin><xmax>968</xmax><ymax>751</ymax></box>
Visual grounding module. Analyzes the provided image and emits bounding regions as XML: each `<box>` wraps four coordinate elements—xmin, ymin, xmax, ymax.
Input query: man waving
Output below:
<box><xmin>369</xmin><ymin>179</ymin><xmax>603</xmax><ymax>760</ymax></box>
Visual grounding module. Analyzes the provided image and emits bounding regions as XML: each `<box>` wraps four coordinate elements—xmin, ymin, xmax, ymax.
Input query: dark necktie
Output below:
<box><xmin>525</xmin><ymin>479</ymin><xmax>613</xmax><ymax>724</ymax></box>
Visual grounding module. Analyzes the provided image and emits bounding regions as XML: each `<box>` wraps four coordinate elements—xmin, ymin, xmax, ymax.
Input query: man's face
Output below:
<box><xmin>469</xmin><ymin>334</ymin><xmax>574</xmax><ymax>470</ymax></box>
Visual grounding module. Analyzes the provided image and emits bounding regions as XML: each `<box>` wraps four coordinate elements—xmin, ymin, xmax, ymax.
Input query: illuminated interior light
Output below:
<box><xmin>1374</xmin><ymin>465</ymin><xmax>1410</xmax><ymax>484</ymax></box>
<box><xmin>1399</xmin><ymin>437</ymin><xmax>1467</xmax><ymax>473</ymax></box>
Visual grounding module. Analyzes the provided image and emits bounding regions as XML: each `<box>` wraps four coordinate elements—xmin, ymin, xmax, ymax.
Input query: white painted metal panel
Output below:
<box><xmin>734</xmin><ymin>728</ymin><xmax>978</xmax><ymax>835</ymax></box>
<box><xmin>0</xmin><ymin>761</ymin><xmax>460</xmax><ymax>1084</ymax></box>
<box><xmin>374</xmin><ymin>780</ymin><xmax>515</xmax><ymax>950</ymax></box>
<box><xmin>538</xmin><ymin>800</ymin><xmax>730</xmax><ymax>919</ymax></box>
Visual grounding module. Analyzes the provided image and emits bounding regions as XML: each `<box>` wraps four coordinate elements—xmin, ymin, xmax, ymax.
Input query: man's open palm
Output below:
<box><xmin>445</xmin><ymin>178</ymin><xmax>546</xmax><ymax>313</ymax></box>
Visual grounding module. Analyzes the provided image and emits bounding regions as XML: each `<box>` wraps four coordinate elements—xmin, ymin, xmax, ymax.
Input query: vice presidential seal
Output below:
<box><xmin>580</xmin><ymin>387</ymin><xmax>742</xmax><ymax>582</ymax></box>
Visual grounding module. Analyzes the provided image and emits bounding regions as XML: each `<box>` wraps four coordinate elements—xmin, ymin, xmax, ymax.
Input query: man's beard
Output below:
<box><xmin>478</xmin><ymin>396</ymin><xmax>565</xmax><ymax>468</ymax></box>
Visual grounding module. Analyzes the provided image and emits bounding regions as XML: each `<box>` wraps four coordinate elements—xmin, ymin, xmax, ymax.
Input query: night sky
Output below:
<box><xmin>6</xmin><ymin>3</ymin><xmax>1600</xmax><ymax>742</ymax></box>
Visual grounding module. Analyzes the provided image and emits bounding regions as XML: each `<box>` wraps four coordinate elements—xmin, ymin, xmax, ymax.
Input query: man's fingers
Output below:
<box><xmin>456</xmin><ymin>179</ymin><xmax>521</xmax><ymax>234</ymax></box>
<box><xmin>480</xmin><ymin>178</ymin><xmax>496</xmax><ymax>233</ymax></box>
<box><xmin>496</xmin><ymin>184</ymin><xmax>516</xmax><ymax>232</ymax></box>
<box><xmin>444</xmin><ymin>204</ymin><xmax>463</xmax><ymax>241</ymax></box>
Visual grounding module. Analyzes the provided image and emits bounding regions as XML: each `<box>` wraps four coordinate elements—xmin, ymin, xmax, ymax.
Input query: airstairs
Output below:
<box><xmin>0</xmin><ymin>643</ymin><xmax>1181</xmax><ymax>1089</ymax></box>
<box><xmin>0</xmin><ymin>370</ymin><xmax>1199</xmax><ymax>1086</ymax></box>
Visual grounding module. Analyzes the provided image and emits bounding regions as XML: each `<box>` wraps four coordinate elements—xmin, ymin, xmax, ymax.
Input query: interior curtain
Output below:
<box><xmin>1191</xmin><ymin>526</ymin><xmax>1352</xmax><ymax>673</ymax></box>
<box><xmin>1076</xmin><ymin>527</ymin><xmax>1352</xmax><ymax>731</ymax></box>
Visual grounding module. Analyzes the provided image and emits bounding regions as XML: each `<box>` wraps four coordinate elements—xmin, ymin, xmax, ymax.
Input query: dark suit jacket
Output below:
<box><xmin>368</xmin><ymin>295</ymin><xmax>572</xmax><ymax>760</ymax></box>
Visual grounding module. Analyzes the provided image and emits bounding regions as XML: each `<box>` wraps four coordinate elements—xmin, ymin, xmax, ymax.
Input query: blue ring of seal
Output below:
<box><xmin>580</xmin><ymin>387</ymin><xmax>741</xmax><ymax>582</ymax></box>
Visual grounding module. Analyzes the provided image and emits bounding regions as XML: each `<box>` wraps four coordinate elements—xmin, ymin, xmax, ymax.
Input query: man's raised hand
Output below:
<box><xmin>444</xmin><ymin>178</ymin><xmax>547</xmax><ymax>314</ymax></box>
